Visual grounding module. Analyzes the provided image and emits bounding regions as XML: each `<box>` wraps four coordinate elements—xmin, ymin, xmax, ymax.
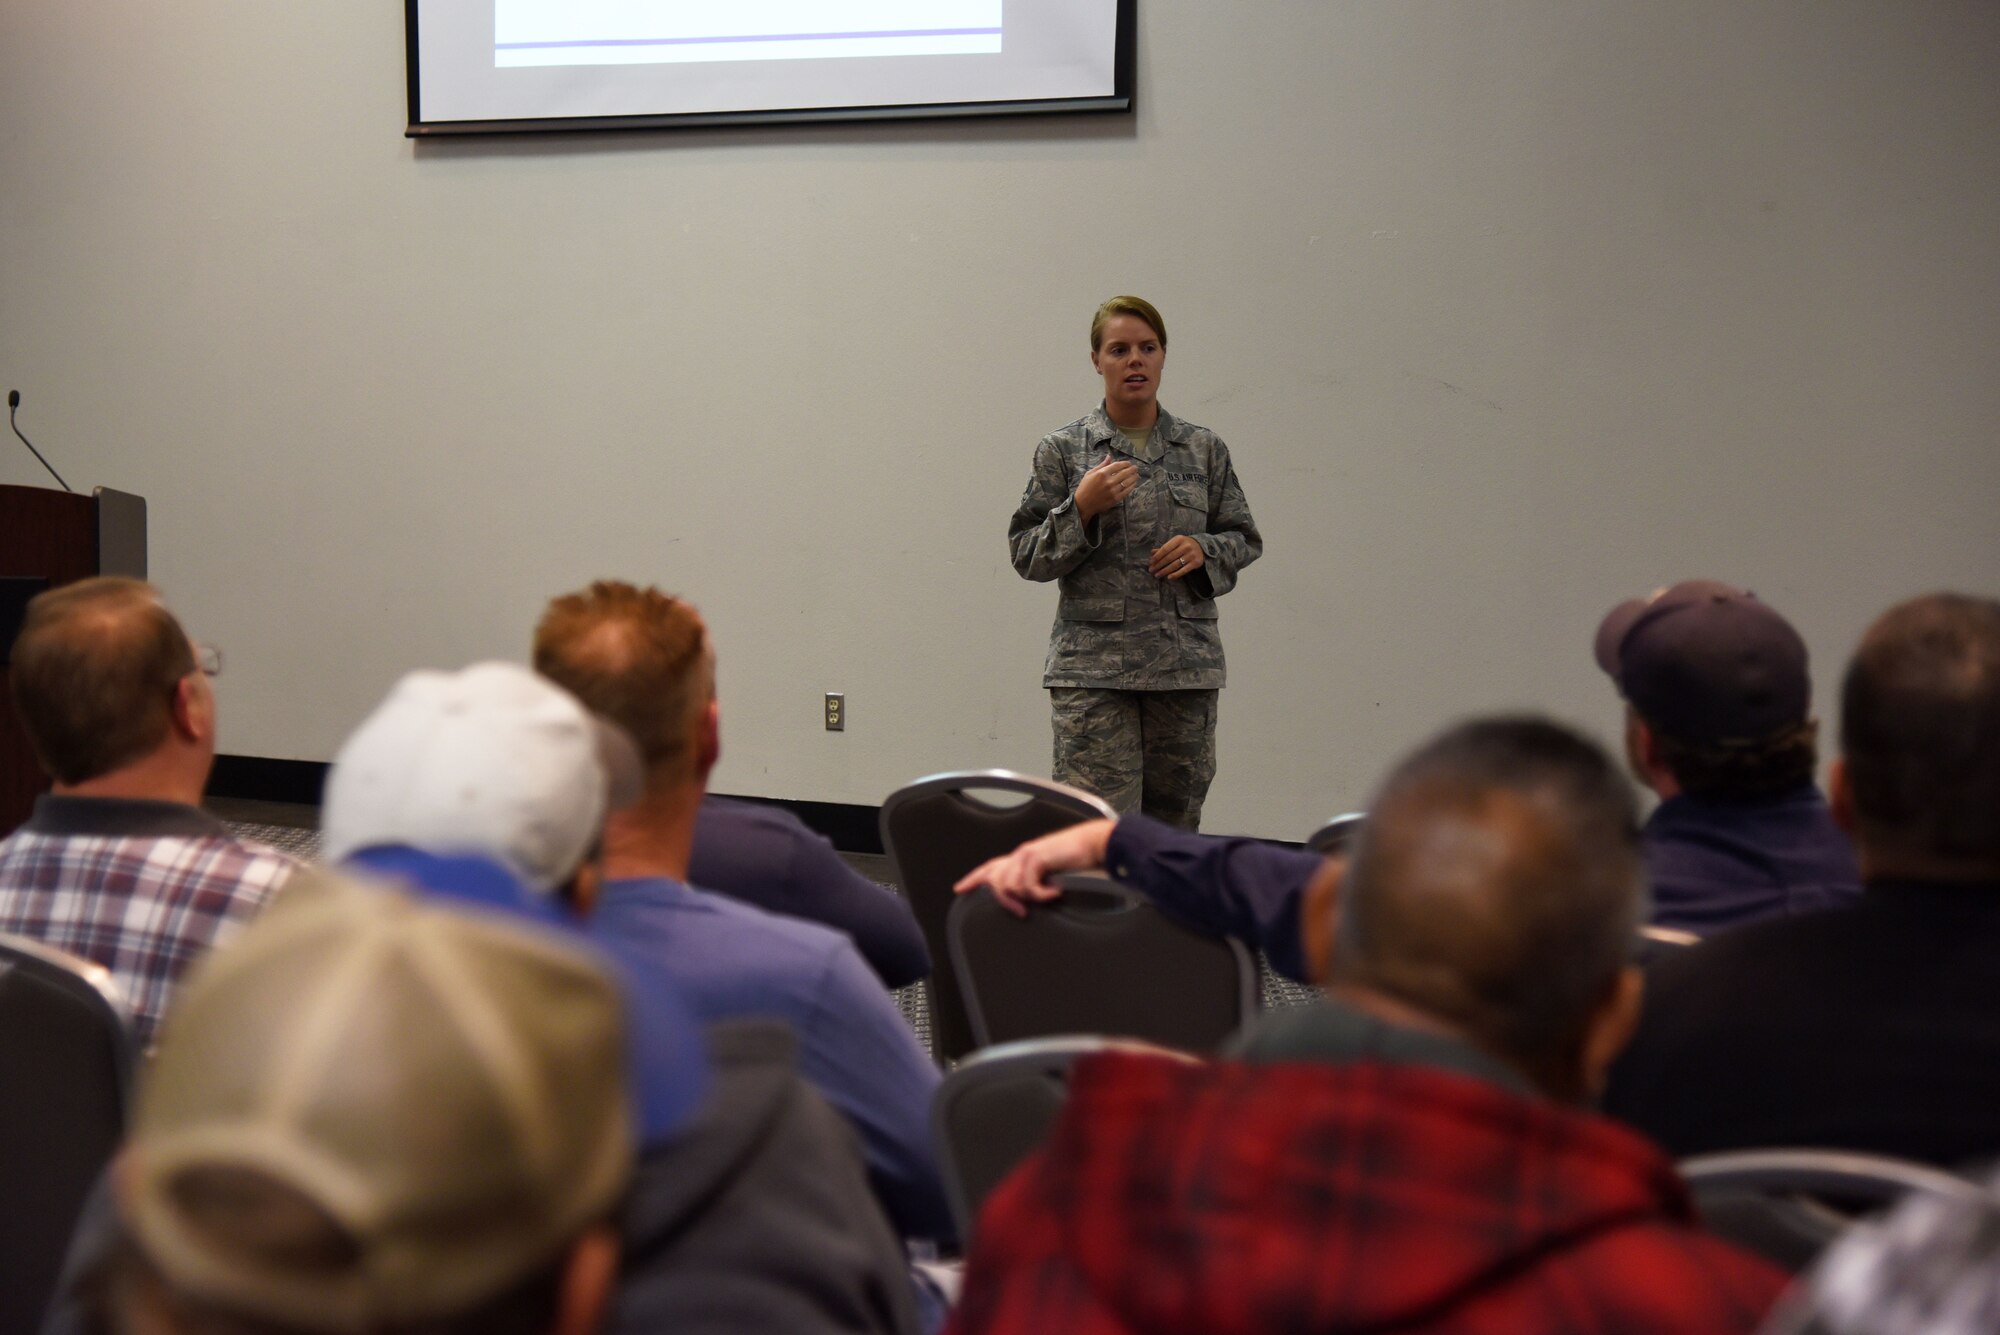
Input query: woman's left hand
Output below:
<box><xmin>1149</xmin><ymin>536</ymin><xmax>1206</xmax><ymax>580</ymax></box>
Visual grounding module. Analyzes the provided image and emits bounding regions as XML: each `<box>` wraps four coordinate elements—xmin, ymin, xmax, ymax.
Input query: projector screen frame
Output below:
<box><xmin>403</xmin><ymin>0</ymin><xmax>1137</xmax><ymax>138</ymax></box>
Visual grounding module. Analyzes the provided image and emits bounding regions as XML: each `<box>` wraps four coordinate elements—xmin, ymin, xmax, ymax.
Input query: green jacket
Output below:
<box><xmin>1009</xmin><ymin>404</ymin><xmax>1261</xmax><ymax>689</ymax></box>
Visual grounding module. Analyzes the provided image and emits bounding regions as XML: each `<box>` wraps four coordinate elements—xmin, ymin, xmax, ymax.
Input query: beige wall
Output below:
<box><xmin>3</xmin><ymin>2</ymin><xmax>1996</xmax><ymax>836</ymax></box>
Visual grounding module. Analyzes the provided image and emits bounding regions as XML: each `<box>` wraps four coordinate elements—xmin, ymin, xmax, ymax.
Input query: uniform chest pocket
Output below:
<box><xmin>1168</xmin><ymin>479</ymin><xmax>1208</xmax><ymax>511</ymax></box>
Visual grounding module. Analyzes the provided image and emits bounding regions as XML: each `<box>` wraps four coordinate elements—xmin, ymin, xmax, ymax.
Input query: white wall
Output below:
<box><xmin>3</xmin><ymin>2</ymin><xmax>1996</xmax><ymax>837</ymax></box>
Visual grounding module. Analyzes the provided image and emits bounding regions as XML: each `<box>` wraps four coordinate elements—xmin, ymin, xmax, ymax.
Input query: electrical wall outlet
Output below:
<box><xmin>824</xmin><ymin>693</ymin><xmax>845</xmax><ymax>731</ymax></box>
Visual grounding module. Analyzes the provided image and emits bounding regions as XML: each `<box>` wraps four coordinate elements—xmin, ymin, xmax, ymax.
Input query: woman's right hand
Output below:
<box><xmin>1075</xmin><ymin>457</ymin><xmax>1140</xmax><ymax>520</ymax></box>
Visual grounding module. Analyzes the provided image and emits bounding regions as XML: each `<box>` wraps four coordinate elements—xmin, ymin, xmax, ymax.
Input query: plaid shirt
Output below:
<box><xmin>949</xmin><ymin>1051</ymin><xmax>1786</xmax><ymax>1335</ymax></box>
<box><xmin>0</xmin><ymin>796</ymin><xmax>295</xmax><ymax>1048</ymax></box>
<box><xmin>1774</xmin><ymin>1159</ymin><xmax>2000</xmax><ymax>1335</ymax></box>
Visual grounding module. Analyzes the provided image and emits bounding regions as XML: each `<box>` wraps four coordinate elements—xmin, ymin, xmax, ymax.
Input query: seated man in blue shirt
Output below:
<box><xmin>1594</xmin><ymin>579</ymin><xmax>1860</xmax><ymax>935</ymax></box>
<box><xmin>531</xmin><ymin>580</ymin><xmax>952</xmax><ymax>1248</ymax></box>
<box><xmin>537</xmin><ymin>582</ymin><xmax>929</xmax><ymax>990</ymax></box>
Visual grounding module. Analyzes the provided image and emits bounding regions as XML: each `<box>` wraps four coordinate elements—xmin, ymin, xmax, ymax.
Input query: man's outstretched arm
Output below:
<box><xmin>954</xmin><ymin>814</ymin><xmax>1336</xmax><ymax>983</ymax></box>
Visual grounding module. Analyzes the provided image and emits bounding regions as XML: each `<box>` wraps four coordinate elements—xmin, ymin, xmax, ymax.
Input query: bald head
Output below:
<box><xmin>533</xmin><ymin>581</ymin><xmax>714</xmax><ymax>789</ymax></box>
<box><xmin>1841</xmin><ymin>593</ymin><xmax>2000</xmax><ymax>877</ymax></box>
<box><xmin>1330</xmin><ymin>718</ymin><xmax>1645</xmax><ymax>1100</ymax></box>
<box><xmin>10</xmin><ymin>577</ymin><xmax>200</xmax><ymax>784</ymax></box>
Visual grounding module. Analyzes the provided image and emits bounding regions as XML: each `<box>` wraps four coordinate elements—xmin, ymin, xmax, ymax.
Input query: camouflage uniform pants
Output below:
<box><xmin>1050</xmin><ymin>688</ymin><xmax>1218</xmax><ymax>831</ymax></box>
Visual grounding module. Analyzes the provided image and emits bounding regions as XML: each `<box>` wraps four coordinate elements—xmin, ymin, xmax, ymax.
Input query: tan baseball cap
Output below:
<box><xmin>117</xmin><ymin>868</ymin><xmax>634</xmax><ymax>1332</ymax></box>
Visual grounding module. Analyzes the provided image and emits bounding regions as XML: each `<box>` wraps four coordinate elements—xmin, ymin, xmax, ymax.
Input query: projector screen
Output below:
<box><xmin>406</xmin><ymin>0</ymin><xmax>1134</xmax><ymax>135</ymax></box>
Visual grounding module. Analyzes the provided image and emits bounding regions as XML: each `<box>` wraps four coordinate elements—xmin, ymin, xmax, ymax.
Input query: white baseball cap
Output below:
<box><xmin>321</xmin><ymin>662</ymin><xmax>641</xmax><ymax>891</ymax></box>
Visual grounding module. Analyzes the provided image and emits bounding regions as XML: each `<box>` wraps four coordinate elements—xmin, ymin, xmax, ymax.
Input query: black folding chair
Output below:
<box><xmin>1304</xmin><ymin>811</ymin><xmax>1365</xmax><ymax>855</ymax></box>
<box><xmin>0</xmin><ymin>933</ymin><xmax>136</xmax><ymax>1333</ymax></box>
<box><xmin>1680</xmin><ymin>1147</ymin><xmax>1984</xmax><ymax>1273</ymax></box>
<box><xmin>948</xmin><ymin>873</ymin><xmax>1258</xmax><ymax>1054</ymax></box>
<box><xmin>931</xmin><ymin>1036</ymin><xmax>1198</xmax><ymax>1241</ymax></box>
<box><xmin>880</xmin><ymin>770</ymin><xmax>1114</xmax><ymax>1063</ymax></box>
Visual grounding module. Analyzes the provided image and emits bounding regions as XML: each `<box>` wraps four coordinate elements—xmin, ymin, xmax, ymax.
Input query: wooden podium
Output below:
<box><xmin>0</xmin><ymin>485</ymin><xmax>147</xmax><ymax>835</ymax></box>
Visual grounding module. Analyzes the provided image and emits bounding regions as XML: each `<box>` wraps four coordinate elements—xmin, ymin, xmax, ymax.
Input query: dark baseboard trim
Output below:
<box><xmin>206</xmin><ymin>755</ymin><xmax>1302</xmax><ymax>857</ymax></box>
<box><xmin>205</xmin><ymin>755</ymin><xmax>885</xmax><ymax>855</ymax></box>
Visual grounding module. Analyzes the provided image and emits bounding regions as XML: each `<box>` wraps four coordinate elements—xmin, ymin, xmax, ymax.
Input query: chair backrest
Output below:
<box><xmin>1679</xmin><ymin>1148</ymin><xmax>1984</xmax><ymax>1273</ymax></box>
<box><xmin>1633</xmin><ymin>923</ymin><xmax>1701</xmax><ymax>964</ymax></box>
<box><xmin>931</xmin><ymin>1036</ymin><xmax>1198</xmax><ymax>1241</ymax></box>
<box><xmin>880</xmin><ymin>770</ymin><xmax>1114</xmax><ymax>1063</ymax></box>
<box><xmin>0</xmin><ymin>932</ymin><xmax>136</xmax><ymax>1333</ymax></box>
<box><xmin>948</xmin><ymin>873</ymin><xmax>1258</xmax><ymax>1055</ymax></box>
<box><xmin>1304</xmin><ymin>811</ymin><xmax>1365</xmax><ymax>855</ymax></box>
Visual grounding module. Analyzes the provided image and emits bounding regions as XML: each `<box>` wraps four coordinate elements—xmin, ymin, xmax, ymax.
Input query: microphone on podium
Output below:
<box><xmin>8</xmin><ymin>390</ymin><xmax>74</xmax><ymax>492</ymax></box>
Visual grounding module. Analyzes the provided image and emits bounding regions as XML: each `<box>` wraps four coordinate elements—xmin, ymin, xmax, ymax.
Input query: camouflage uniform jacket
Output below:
<box><xmin>1009</xmin><ymin>404</ymin><xmax>1261</xmax><ymax>689</ymax></box>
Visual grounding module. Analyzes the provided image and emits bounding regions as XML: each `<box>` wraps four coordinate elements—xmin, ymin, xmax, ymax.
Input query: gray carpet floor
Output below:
<box><xmin>214</xmin><ymin>809</ymin><xmax>1319</xmax><ymax>1060</ymax></box>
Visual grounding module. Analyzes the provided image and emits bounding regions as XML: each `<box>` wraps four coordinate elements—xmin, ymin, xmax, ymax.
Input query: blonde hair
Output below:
<box><xmin>1089</xmin><ymin>296</ymin><xmax>1167</xmax><ymax>352</ymax></box>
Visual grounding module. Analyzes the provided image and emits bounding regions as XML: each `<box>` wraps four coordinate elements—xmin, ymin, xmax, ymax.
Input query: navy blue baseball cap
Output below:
<box><xmin>1594</xmin><ymin>580</ymin><xmax>1811</xmax><ymax>744</ymax></box>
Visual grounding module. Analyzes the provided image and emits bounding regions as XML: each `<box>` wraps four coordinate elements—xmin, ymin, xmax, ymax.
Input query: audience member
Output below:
<box><xmin>1595</xmin><ymin>580</ymin><xmax>1860</xmax><ymax>934</ymax></box>
<box><xmin>536</xmin><ymin>583</ymin><xmax>930</xmax><ymax>989</ymax></box>
<box><xmin>316</xmin><ymin>661</ymin><xmax>710</xmax><ymax>1138</ymax></box>
<box><xmin>319</xmin><ymin>659</ymin><xmax>645</xmax><ymax>897</ymax></box>
<box><xmin>74</xmin><ymin>869</ymin><xmax>642</xmax><ymax>1335</ymax></box>
<box><xmin>0</xmin><ymin>577</ymin><xmax>292</xmax><ymax>1046</ymax></box>
<box><xmin>950</xmin><ymin>719</ymin><xmax>1787</xmax><ymax>1335</ymax></box>
<box><xmin>315</xmin><ymin>660</ymin><xmax>924</xmax><ymax>1335</ymax></box>
<box><xmin>955</xmin><ymin>580</ymin><xmax>1869</xmax><ymax>974</ymax></box>
<box><xmin>528</xmin><ymin>583</ymin><xmax>952</xmax><ymax>1246</ymax></box>
<box><xmin>1606</xmin><ymin>593</ymin><xmax>2000</xmax><ymax>1165</ymax></box>
<box><xmin>693</xmin><ymin>796</ymin><xmax>930</xmax><ymax>988</ymax></box>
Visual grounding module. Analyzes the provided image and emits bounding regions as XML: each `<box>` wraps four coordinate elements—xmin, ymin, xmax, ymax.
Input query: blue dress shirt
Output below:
<box><xmin>592</xmin><ymin>874</ymin><xmax>953</xmax><ymax>1245</ymax></box>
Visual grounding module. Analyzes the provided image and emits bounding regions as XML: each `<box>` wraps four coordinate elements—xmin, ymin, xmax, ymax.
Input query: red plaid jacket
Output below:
<box><xmin>949</xmin><ymin>1052</ymin><xmax>1786</xmax><ymax>1335</ymax></box>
